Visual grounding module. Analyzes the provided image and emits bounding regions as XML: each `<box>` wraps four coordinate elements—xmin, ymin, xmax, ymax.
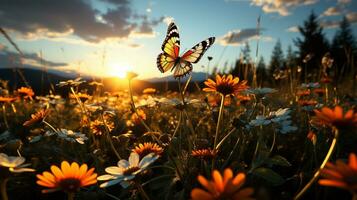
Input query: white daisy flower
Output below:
<box><xmin>98</xmin><ymin>152</ymin><xmax>159</xmax><ymax>188</ymax></box>
<box><xmin>57</xmin><ymin>129</ymin><xmax>88</xmax><ymax>144</ymax></box>
<box><xmin>249</xmin><ymin>116</ymin><xmax>271</xmax><ymax>126</ymax></box>
<box><xmin>277</xmin><ymin>120</ymin><xmax>298</xmax><ymax>134</ymax></box>
<box><xmin>301</xmin><ymin>82</ymin><xmax>320</xmax><ymax>89</ymax></box>
<box><xmin>270</xmin><ymin>108</ymin><xmax>291</xmax><ymax>122</ymax></box>
<box><xmin>0</xmin><ymin>153</ymin><xmax>35</xmax><ymax>173</ymax></box>
<box><xmin>56</xmin><ymin>78</ymin><xmax>85</xmax><ymax>87</ymax></box>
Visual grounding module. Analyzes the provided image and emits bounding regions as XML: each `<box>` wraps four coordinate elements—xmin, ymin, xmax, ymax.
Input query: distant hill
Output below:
<box><xmin>0</xmin><ymin>68</ymin><xmax>204</xmax><ymax>95</ymax></box>
<box><xmin>146</xmin><ymin>72</ymin><xmax>208</xmax><ymax>82</ymax></box>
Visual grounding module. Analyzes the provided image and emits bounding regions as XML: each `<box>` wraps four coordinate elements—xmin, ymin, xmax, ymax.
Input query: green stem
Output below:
<box><xmin>2</xmin><ymin>104</ymin><xmax>9</xmax><ymax>129</ymax></box>
<box><xmin>136</xmin><ymin>182</ymin><xmax>150</xmax><ymax>200</ymax></box>
<box><xmin>128</xmin><ymin>79</ymin><xmax>152</xmax><ymax>132</ymax></box>
<box><xmin>177</xmin><ymin>78</ymin><xmax>186</xmax><ymax>106</ymax></box>
<box><xmin>212</xmin><ymin>95</ymin><xmax>225</xmax><ymax>170</ymax></box>
<box><xmin>42</xmin><ymin>120</ymin><xmax>58</xmax><ymax>133</ymax></box>
<box><xmin>294</xmin><ymin>129</ymin><xmax>339</xmax><ymax>200</ymax></box>
<box><xmin>215</xmin><ymin>128</ymin><xmax>236</xmax><ymax>150</ymax></box>
<box><xmin>213</xmin><ymin>95</ymin><xmax>225</xmax><ymax>149</ymax></box>
<box><xmin>1</xmin><ymin>179</ymin><xmax>8</xmax><ymax>200</ymax></box>
<box><xmin>101</xmin><ymin>114</ymin><xmax>121</xmax><ymax>160</ymax></box>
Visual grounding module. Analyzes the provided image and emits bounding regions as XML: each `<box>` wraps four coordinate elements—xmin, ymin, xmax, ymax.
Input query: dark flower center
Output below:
<box><xmin>59</xmin><ymin>178</ymin><xmax>81</xmax><ymax>193</ymax></box>
<box><xmin>216</xmin><ymin>83</ymin><xmax>235</xmax><ymax>96</ymax></box>
<box><xmin>123</xmin><ymin>166</ymin><xmax>140</xmax><ymax>176</ymax></box>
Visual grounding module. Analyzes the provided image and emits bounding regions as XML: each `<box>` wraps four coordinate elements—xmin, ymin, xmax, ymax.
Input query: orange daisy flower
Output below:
<box><xmin>297</xmin><ymin>90</ymin><xmax>311</xmax><ymax>97</ymax></box>
<box><xmin>319</xmin><ymin>153</ymin><xmax>357</xmax><ymax>193</ymax></box>
<box><xmin>23</xmin><ymin>109</ymin><xmax>49</xmax><ymax>126</ymax></box>
<box><xmin>191</xmin><ymin>168</ymin><xmax>254</xmax><ymax>200</ymax></box>
<box><xmin>69</xmin><ymin>93</ymin><xmax>91</xmax><ymax>102</ymax></box>
<box><xmin>17</xmin><ymin>87</ymin><xmax>35</xmax><ymax>99</ymax></box>
<box><xmin>191</xmin><ymin>149</ymin><xmax>218</xmax><ymax>160</ymax></box>
<box><xmin>90</xmin><ymin>117</ymin><xmax>114</xmax><ymax>136</ymax></box>
<box><xmin>321</xmin><ymin>76</ymin><xmax>332</xmax><ymax>84</ymax></box>
<box><xmin>142</xmin><ymin>88</ymin><xmax>157</xmax><ymax>94</ymax></box>
<box><xmin>36</xmin><ymin>161</ymin><xmax>97</xmax><ymax>193</ymax></box>
<box><xmin>0</xmin><ymin>96</ymin><xmax>17</xmax><ymax>104</ymax></box>
<box><xmin>313</xmin><ymin>106</ymin><xmax>357</xmax><ymax>130</ymax></box>
<box><xmin>313</xmin><ymin>88</ymin><xmax>325</xmax><ymax>96</ymax></box>
<box><xmin>132</xmin><ymin>142</ymin><xmax>163</xmax><ymax>158</ymax></box>
<box><xmin>298</xmin><ymin>100</ymin><xmax>318</xmax><ymax>107</ymax></box>
<box><xmin>203</xmin><ymin>74</ymin><xmax>248</xmax><ymax>97</ymax></box>
<box><xmin>237</xmin><ymin>95</ymin><xmax>251</xmax><ymax>105</ymax></box>
<box><xmin>207</xmin><ymin>95</ymin><xmax>232</xmax><ymax>107</ymax></box>
<box><xmin>128</xmin><ymin>109</ymin><xmax>147</xmax><ymax>126</ymax></box>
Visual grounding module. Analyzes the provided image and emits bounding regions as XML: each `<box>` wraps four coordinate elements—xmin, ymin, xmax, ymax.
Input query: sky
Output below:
<box><xmin>0</xmin><ymin>0</ymin><xmax>356</xmax><ymax>79</ymax></box>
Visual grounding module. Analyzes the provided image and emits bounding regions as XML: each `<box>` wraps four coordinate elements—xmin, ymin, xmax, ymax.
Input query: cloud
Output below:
<box><xmin>338</xmin><ymin>0</ymin><xmax>351</xmax><ymax>4</ymax></box>
<box><xmin>321</xmin><ymin>6</ymin><xmax>342</xmax><ymax>16</ymax></box>
<box><xmin>286</xmin><ymin>26</ymin><xmax>299</xmax><ymax>32</ymax></box>
<box><xmin>320</xmin><ymin>20</ymin><xmax>341</xmax><ymax>29</ymax></box>
<box><xmin>163</xmin><ymin>16</ymin><xmax>175</xmax><ymax>25</ymax></box>
<box><xmin>347</xmin><ymin>12</ymin><xmax>357</xmax><ymax>23</ymax></box>
<box><xmin>219</xmin><ymin>28</ymin><xmax>273</xmax><ymax>46</ymax></box>
<box><xmin>0</xmin><ymin>0</ymin><xmax>163</xmax><ymax>43</ymax></box>
<box><xmin>250</xmin><ymin>0</ymin><xmax>318</xmax><ymax>16</ymax></box>
<box><xmin>0</xmin><ymin>47</ymin><xmax>68</xmax><ymax>72</ymax></box>
<box><xmin>318</xmin><ymin>12</ymin><xmax>357</xmax><ymax>30</ymax></box>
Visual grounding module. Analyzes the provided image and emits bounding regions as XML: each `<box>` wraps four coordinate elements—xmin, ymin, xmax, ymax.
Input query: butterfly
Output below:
<box><xmin>157</xmin><ymin>22</ymin><xmax>215</xmax><ymax>78</ymax></box>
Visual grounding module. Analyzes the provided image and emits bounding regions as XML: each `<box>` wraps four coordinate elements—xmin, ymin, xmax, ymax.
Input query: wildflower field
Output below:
<box><xmin>0</xmin><ymin>2</ymin><xmax>357</xmax><ymax>200</ymax></box>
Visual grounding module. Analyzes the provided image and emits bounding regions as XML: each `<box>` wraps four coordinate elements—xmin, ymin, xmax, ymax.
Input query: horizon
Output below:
<box><xmin>0</xmin><ymin>0</ymin><xmax>356</xmax><ymax>80</ymax></box>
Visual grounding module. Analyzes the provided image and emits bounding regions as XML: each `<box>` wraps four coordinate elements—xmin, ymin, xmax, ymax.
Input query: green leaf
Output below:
<box><xmin>253</xmin><ymin>167</ymin><xmax>285</xmax><ymax>186</ymax></box>
<box><xmin>268</xmin><ymin>155</ymin><xmax>292</xmax><ymax>167</ymax></box>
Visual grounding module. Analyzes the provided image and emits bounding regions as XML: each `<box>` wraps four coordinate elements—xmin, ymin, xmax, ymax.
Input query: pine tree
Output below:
<box><xmin>331</xmin><ymin>16</ymin><xmax>357</xmax><ymax>79</ymax></box>
<box><xmin>256</xmin><ymin>56</ymin><xmax>267</xmax><ymax>86</ymax></box>
<box><xmin>294</xmin><ymin>11</ymin><xmax>329</xmax><ymax>81</ymax></box>
<box><xmin>286</xmin><ymin>45</ymin><xmax>297</xmax><ymax>68</ymax></box>
<box><xmin>269</xmin><ymin>39</ymin><xmax>285</xmax><ymax>77</ymax></box>
<box><xmin>242</xmin><ymin>42</ymin><xmax>251</xmax><ymax>64</ymax></box>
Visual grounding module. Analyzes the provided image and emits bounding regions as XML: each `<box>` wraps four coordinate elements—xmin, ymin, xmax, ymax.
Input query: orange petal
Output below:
<box><xmin>334</xmin><ymin>106</ymin><xmax>343</xmax><ymax>119</ymax></box>
<box><xmin>50</xmin><ymin>165</ymin><xmax>64</xmax><ymax>179</ymax></box>
<box><xmin>212</xmin><ymin>170</ymin><xmax>224</xmax><ymax>192</ymax></box>
<box><xmin>198</xmin><ymin>175</ymin><xmax>216</xmax><ymax>194</ymax></box>
<box><xmin>70</xmin><ymin>162</ymin><xmax>80</xmax><ymax>177</ymax></box>
<box><xmin>318</xmin><ymin>179</ymin><xmax>348</xmax><ymax>188</ymax></box>
<box><xmin>191</xmin><ymin>188</ymin><xmax>215</xmax><ymax>200</ymax></box>
<box><xmin>223</xmin><ymin>168</ymin><xmax>233</xmax><ymax>186</ymax></box>
<box><xmin>349</xmin><ymin>153</ymin><xmax>357</xmax><ymax>170</ymax></box>
<box><xmin>77</xmin><ymin>164</ymin><xmax>88</xmax><ymax>179</ymax></box>
<box><xmin>61</xmin><ymin>161</ymin><xmax>72</xmax><ymax>177</ymax></box>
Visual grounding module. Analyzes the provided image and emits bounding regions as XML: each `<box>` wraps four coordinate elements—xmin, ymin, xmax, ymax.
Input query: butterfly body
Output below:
<box><xmin>157</xmin><ymin>22</ymin><xmax>215</xmax><ymax>78</ymax></box>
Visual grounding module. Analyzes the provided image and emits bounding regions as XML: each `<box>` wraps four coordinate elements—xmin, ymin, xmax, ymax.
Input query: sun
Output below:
<box><xmin>109</xmin><ymin>64</ymin><xmax>131</xmax><ymax>78</ymax></box>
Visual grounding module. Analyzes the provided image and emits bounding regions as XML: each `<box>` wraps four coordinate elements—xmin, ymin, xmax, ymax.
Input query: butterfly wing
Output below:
<box><xmin>157</xmin><ymin>22</ymin><xmax>180</xmax><ymax>73</ymax></box>
<box><xmin>173</xmin><ymin>60</ymin><xmax>192</xmax><ymax>78</ymax></box>
<box><xmin>181</xmin><ymin>37</ymin><xmax>215</xmax><ymax>63</ymax></box>
<box><xmin>157</xmin><ymin>53</ymin><xmax>175</xmax><ymax>73</ymax></box>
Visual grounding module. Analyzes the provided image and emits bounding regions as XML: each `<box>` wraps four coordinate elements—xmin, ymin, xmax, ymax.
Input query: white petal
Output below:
<box><xmin>105</xmin><ymin>166</ymin><xmax>124</xmax><ymax>175</ymax></box>
<box><xmin>97</xmin><ymin>174</ymin><xmax>116</xmax><ymax>181</ymax></box>
<box><xmin>129</xmin><ymin>152</ymin><xmax>139</xmax><ymax>166</ymax></box>
<box><xmin>117</xmin><ymin>160</ymin><xmax>130</xmax><ymax>168</ymax></box>
<box><xmin>100</xmin><ymin>179</ymin><xmax>122</xmax><ymax>188</ymax></box>
<box><xmin>139</xmin><ymin>153</ymin><xmax>158</xmax><ymax>169</ymax></box>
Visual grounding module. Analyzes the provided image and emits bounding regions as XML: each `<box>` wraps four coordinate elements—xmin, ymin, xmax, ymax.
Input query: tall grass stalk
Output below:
<box><xmin>0</xmin><ymin>179</ymin><xmax>8</xmax><ymax>200</ymax></box>
<box><xmin>128</xmin><ymin>79</ymin><xmax>152</xmax><ymax>132</ymax></box>
<box><xmin>294</xmin><ymin>128</ymin><xmax>339</xmax><ymax>200</ymax></box>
